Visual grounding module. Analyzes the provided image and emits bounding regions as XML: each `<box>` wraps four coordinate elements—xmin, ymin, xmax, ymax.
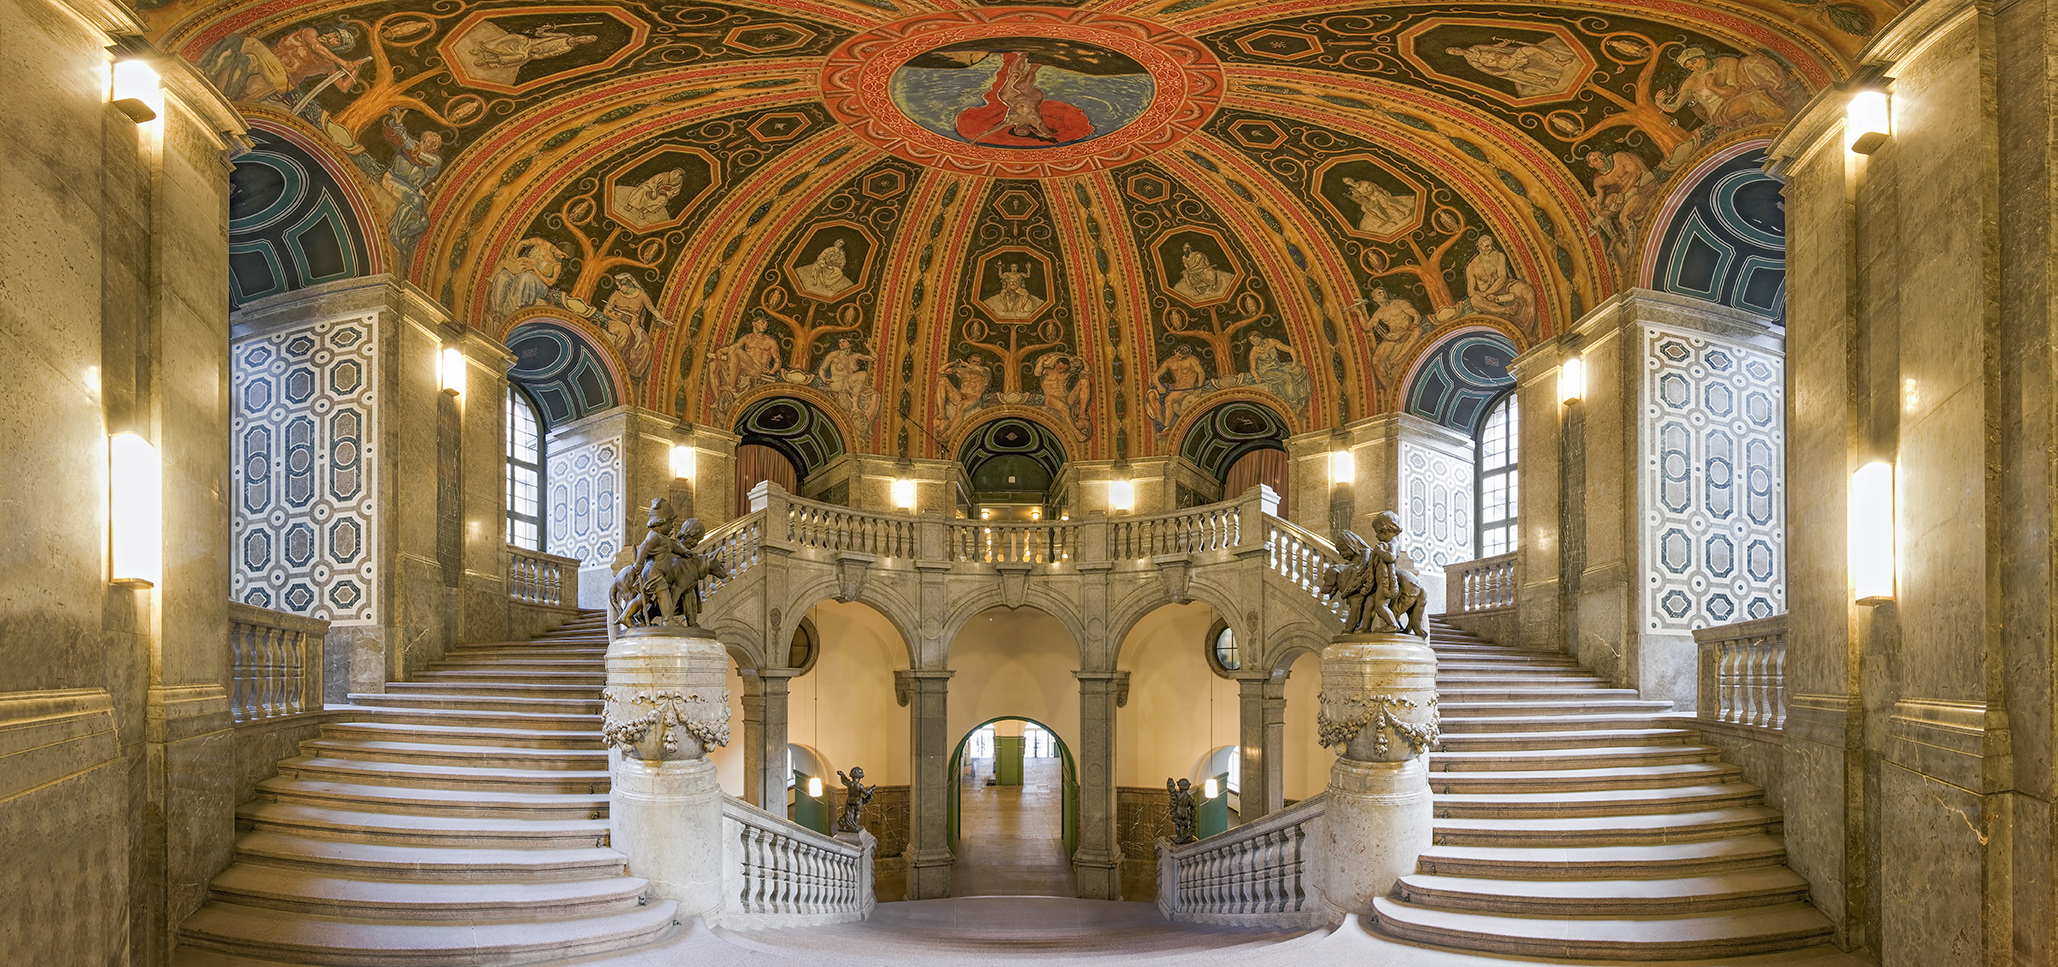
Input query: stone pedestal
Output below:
<box><xmin>603</xmin><ymin>626</ymin><xmax>732</xmax><ymax>918</ymax></box>
<box><xmin>1316</xmin><ymin>632</ymin><xmax>1437</xmax><ymax>913</ymax></box>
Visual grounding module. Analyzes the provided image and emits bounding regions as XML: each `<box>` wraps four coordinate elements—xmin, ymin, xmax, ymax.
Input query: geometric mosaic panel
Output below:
<box><xmin>1399</xmin><ymin>438</ymin><xmax>1474</xmax><ymax>570</ymax></box>
<box><xmin>230</xmin><ymin>315</ymin><xmax>379</xmax><ymax>622</ymax></box>
<box><xmin>1640</xmin><ymin>326</ymin><xmax>1783</xmax><ymax>631</ymax></box>
<box><xmin>546</xmin><ymin>435</ymin><xmax>622</xmax><ymax>569</ymax></box>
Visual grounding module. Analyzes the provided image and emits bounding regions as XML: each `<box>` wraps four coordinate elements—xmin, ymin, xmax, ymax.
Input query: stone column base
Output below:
<box><xmin>1322</xmin><ymin>755</ymin><xmax>1432</xmax><ymax>914</ymax></box>
<box><xmin>905</xmin><ymin>847</ymin><xmax>955</xmax><ymax>899</ymax></box>
<box><xmin>1073</xmin><ymin>850</ymin><xmax>1121</xmax><ymax>900</ymax></box>
<box><xmin>612</xmin><ymin>754</ymin><xmax>723</xmax><ymax>919</ymax></box>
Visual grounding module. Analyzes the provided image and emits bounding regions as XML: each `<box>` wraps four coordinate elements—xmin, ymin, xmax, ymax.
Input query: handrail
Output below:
<box><xmin>1158</xmin><ymin>793</ymin><xmax>1331</xmax><ymax>926</ymax></box>
<box><xmin>508</xmin><ymin>545</ymin><xmax>580</xmax><ymax>608</ymax></box>
<box><xmin>1263</xmin><ymin>517</ymin><xmax>1343</xmax><ymax>616</ymax></box>
<box><xmin>784</xmin><ymin>493</ymin><xmax>919</xmax><ymax>559</ymax></box>
<box><xmin>1694</xmin><ymin>614</ymin><xmax>1788</xmax><ymax>729</ymax></box>
<box><xmin>1109</xmin><ymin>503</ymin><xmax>1242</xmax><ymax>559</ymax></box>
<box><xmin>718</xmin><ymin>794</ymin><xmax>874</xmax><ymax>927</ymax></box>
<box><xmin>947</xmin><ymin>520</ymin><xmax>1077</xmax><ymax>564</ymax></box>
<box><xmin>227</xmin><ymin>602</ymin><xmax>328</xmax><ymax>723</ymax></box>
<box><xmin>1446</xmin><ymin>552</ymin><xmax>1517</xmax><ymax>613</ymax></box>
<box><xmin>699</xmin><ymin>510</ymin><xmax>766</xmax><ymax>598</ymax></box>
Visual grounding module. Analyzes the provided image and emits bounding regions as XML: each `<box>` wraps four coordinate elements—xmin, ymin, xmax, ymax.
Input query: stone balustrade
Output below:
<box><xmin>227</xmin><ymin>602</ymin><xmax>329</xmax><ymax>723</ymax></box>
<box><xmin>949</xmin><ymin>520</ymin><xmax>1076</xmax><ymax>563</ymax></box>
<box><xmin>788</xmin><ymin>500</ymin><xmax>920</xmax><ymax>559</ymax></box>
<box><xmin>1111</xmin><ymin>503</ymin><xmax>1243</xmax><ymax>559</ymax></box>
<box><xmin>719</xmin><ymin>797</ymin><xmax>876</xmax><ymax>928</ymax></box>
<box><xmin>1156</xmin><ymin>794</ymin><xmax>1330</xmax><ymax>928</ymax></box>
<box><xmin>1264</xmin><ymin>518</ymin><xmax>1345</xmax><ymax>618</ymax></box>
<box><xmin>1446</xmin><ymin>552</ymin><xmax>1517</xmax><ymax>614</ymax></box>
<box><xmin>508</xmin><ymin>545</ymin><xmax>580</xmax><ymax>608</ymax></box>
<box><xmin>1694</xmin><ymin>614</ymin><xmax>1788</xmax><ymax>729</ymax></box>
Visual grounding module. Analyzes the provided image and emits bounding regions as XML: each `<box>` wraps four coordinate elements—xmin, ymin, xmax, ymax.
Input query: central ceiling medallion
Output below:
<box><xmin>821</xmin><ymin>9</ymin><xmax>1223</xmax><ymax>178</ymax></box>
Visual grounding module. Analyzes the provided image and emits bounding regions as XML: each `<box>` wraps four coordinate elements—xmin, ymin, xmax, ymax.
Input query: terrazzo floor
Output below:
<box><xmin>950</xmin><ymin>756</ymin><xmax>1077</xmax><ymax>898</ymax></box>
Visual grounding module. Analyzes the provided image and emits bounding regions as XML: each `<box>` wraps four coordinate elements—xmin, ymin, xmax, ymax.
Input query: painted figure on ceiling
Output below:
<box><xmin>1359</xmin><ymin>285</ymin><xmax>1430</xmax><ymax>374</ymax></box>
<box><xmin>1342</xmin><ymin>177</ymin><xmax>1416</xmax><ymax>236</ymax></box>
<box><xmin>708</xmin><ymin>314</ymin><xmax>782</xmax><ymax>408</ymax></box>
<box><xmin>1464</xmin><ymin>234</ymin><xmax>1536</xmax><ymax>328</ymax></box>
<box><xmin>1656</xmin><ymin>47</ymin><xmax>1798</xmax><ymax>130</ymax></box>
<box><xmin>613</xmin><ymin>168</ymin><xmax>685</xmax><ymax>231</ymax></box>
<box><xmin>1242</xmin><ymin>335</ymin><xmax>1312</xmax><ymax>410</ymax></box>
<box><xmin>1034</xmin><ymin>351</ymin><xmax>1093</xmax><ymax>438</ymax></box>
<box><xmin>1148</xmin><ymin>343</ymin><xmax>1209</xmax><ymax>431</ymax></box>
<box><xmin>1173</xmin><ymin>245</ymin><xmax>1234</xmax><ymax>302</ymax></box>
<box><xmin>1586</xmin><ymin>149</ymin><xmax>1667</xmax><ymax>276</ymax></box>
<box><xmin>469</xmin><ymin>22</ymin><xmax>601</xmax><ymax>71</ymax></box>
<box><xmin>488</xmin><ymin>237</ymin><xmax>572</xmax><ymax>322</ymax></box>
<box><xmin>201</xmin><ymin>23</ymin><xmax>366</xmax><ymax>104</ymax></box>
<box><xmin>936</xmin><ymin>355</ymin><xmax>994</xmax><ymax>433</ymax></box>
<box><xmin>958</xmin><ymin>53</ymin><xmax>1091</xmax><ymax>146</ymax></box>
<box><xmin>990</xmin><ymin>262</ymin><xmax>1046</xmax><ymax>320</ymax></box>
<box><xmin>793</xmin><ymin>239</ymin><xmax>858</xmax><ymax>300</ymax></box>
<box><xmin>815</xmin><ymin>336</ymin><xmax>880</xmax><ymax>426</ymax></box>
<box><xmin>378</xmin><ymin>109</ymin><xmax>443</xmax><ymax>261</ymax></box>
<box><xmin>599</xmin><ymin>273</ymin><xmax>672</xmax><ymax>382</ymax></box>
<box><xmin>1445</xmin><ymin>36</ymin><xmax>1582</xmax><ymax>98</ymax></box>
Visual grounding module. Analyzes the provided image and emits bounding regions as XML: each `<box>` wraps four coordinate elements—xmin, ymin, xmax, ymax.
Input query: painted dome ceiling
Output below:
<box><xmin>147</xmin><ymin>0</ymin><xmax>1884</xmax><ymax>459</ymax></box>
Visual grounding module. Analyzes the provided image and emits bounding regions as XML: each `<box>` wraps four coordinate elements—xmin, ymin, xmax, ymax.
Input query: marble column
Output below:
<box><xmin>1318</xmin><ymin>632</ymin><xmax>1437</xmax><ymax>913</ymax></box>
<box><xmin>604</xmin><ymin>626</ymin><xmax>732</xmax><ymax>919</ymax></box>
<box><xmin>897</xmin><ymin>669</ymin><xmax>954</xmax><ymax>899</ymax></box>
<box><xmin>1235</xmin><ymin>674</ymin><xmax>1287</xmax><ymax>821</ymax></box>
<box><xmin>1072</xmin><ymin>671</ymin><xmax>1128</xmax><ymax>899</ymax></box>
<box><xmin>739</xmin><ymin>668</ymin><xmax>797</xmax><ymax>813</ymax></box>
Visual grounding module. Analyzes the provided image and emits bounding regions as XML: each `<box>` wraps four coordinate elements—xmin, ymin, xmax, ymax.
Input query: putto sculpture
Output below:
<box><xmin>612</xmin><ymin>497</ymin><xmax>729</xmax><ymax>628</ymax></box>
<box><xmin>1165</xmin><ymin>777</ymin><xmax>1198</xmax><ymax>844</ymax></box>
<box><xmin>836</xmin><ymin>766</ymin><xmax>876</xmax><ymax>834</ymax></box>
<box><xmin>1324</xmin><ymin>511</ymin><xmax>1429</xmax><ymax>637</ymax></box>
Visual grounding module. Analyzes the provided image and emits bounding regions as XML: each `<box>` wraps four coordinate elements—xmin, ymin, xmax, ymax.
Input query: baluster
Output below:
<box><xmin>283</xmin><ymin>629</ymin><xmax>303</xmax><ymax>714</ymax></box>
<box><xmin>1770</xmin><ymin>636</ymin><xmax>1788</xmax><ymax>728</ymax></box>
<box><xmin>1752</xmin><ymin>638</ymin><xmax>1773</xmax><ymax>728</ymax></box>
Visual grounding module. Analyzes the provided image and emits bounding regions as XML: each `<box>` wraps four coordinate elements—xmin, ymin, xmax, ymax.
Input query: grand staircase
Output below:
<box><xmin>1370</xmin><ymin>617</ymin><xmax>1834</xmax><ymax>958</ymax></box>
<box><xmin>175</xmin><ymin>612</ymin><xmax>677</xmax><ymax>967</ymax></box>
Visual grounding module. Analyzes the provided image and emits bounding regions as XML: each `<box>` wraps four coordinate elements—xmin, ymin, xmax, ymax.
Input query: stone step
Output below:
<box><xmin>236</xmin><ymin>802</ymin><xmax>609</xmax><ymax>850</ymax></box>
<box><xmin>316</xmin><ymin>722</ymin><xmax>603</xmax><ymax>753</ymax></box>
<box><xmin>1436</xmin><ymin>685</ymin><xmax>1642</xmax><ymax>701</ymax></box>
<box><xmin>1434</xmin><ymin>728</ymin><xmax>1703</xmax><ymax>752</ymax></box>
<box><xmin>274</xmin><ymin>756</ymin><xmax>609</xmax><ymax>794</ymax></box>
<box><xmin>382</xmin><ymin>681</ymin><xmax>601</xmax><ymax>700</ymax></box>
<box><xmin>333</xmin><ymin>706</ymin><xmax>599</xmax><ymax>732</ymax></box>
<box><xmin>1432</xmin><ymin>783</ymin><xmax>1763</xmax><ymax>819</ymax></box>
<box><xmin>1428</xmin><ymin>761</ymin><xmax>1742</xmax><ymax>792</ymax></box>
<box><xmin>348</xmin><ymin>692</ymin><xmax>602</xmax><ymax>715</ymax></box>
<box><xmin>302</xmin><ymin>736</ymin><xmax>605</xmax><ymax>770</ymax></box>
<box><xmin>1433</xmin><ymin>660</ymin><xmax>1587</xmax><ymax>673</ymax></box>
<box><xmin>423</xmin><ymin>659</ymin><xmax>606</xmax><ymax>674</ymax></box>
<box><xmin>1439</xmin><ymin>699</ymin><xmax>1677</xmax><ymax>717</ymax></box>
<box><xmin>434</xmin><ymin>648</ymin><xmax>607</xmax><ymax>662</ymax></box>
<box><xmin>1439</xmin><ymin>712</ymin><xmax>1682</xmax><ymax>734</ymax></box>
<box><xmin>1432</xmin><ymin>674</ymin><xmax>1614</xmax><ymax>688</ymax></box>
<box><xmin>1395</xmin><ymin>867</ymin><xmax>1812</xmax><ymax>916</ymax></box>
<box><xmin>1432</xmin><ymin>744</ymin><xmax>1719</xmax><ymax>771</ymax></box>
<box><xmin>179</xmin><ymin>899</ymin><xmax>678</xmax><ymax>967</ymax></box>
<box><xmin>254</xmin><ymin>776</ymin><xmax>608</xmax><ymax>820</ymax></box>
<box><xmin>1369</xmin><ymin>897</ymin><xmax>1835</xmax><ymax>959</ymax></box>
<box><xmin>205</xmin><ymin>865</ymin><xmax>650</xmax><ymax>922</ymax></box>
<box><xmin>409</xmin><ymin>669</ymin><xmax>607</xmax><ymax>685</ymax></box>
<box><xmin>230</xmin><ymin>830</ymin><xmax>628</xmax><ymax>882</ymax></box>
<box><xmin>1416</xmin><ymin>834</ymin><xmax>1794</xmax><ymax>879</ymax></box>
<box><xmin>1433</xmin><ymin>805</ymin><xmax>1784</xmax><ymax>847</ymax></box>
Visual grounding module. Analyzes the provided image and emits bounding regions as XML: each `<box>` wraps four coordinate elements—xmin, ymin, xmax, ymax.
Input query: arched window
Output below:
<box><xmin>1476</xmin><ymin>391</ymin><xmax>1519</xmax><ymax>557</ymax></box>
<box><xmin>505</xmin><ymin>386</ymin><xmax>544</xmax><ymax>550</ymax></box>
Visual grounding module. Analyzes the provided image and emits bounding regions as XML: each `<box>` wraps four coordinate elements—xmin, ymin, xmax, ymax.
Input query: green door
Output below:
<box><xmin>793</xmin><ymin>770</ymin><xmax>833</xmax><ymax>835</ymax></box>
<box><xmin>994</xmin><ymin>735</ymin><xmax>1025</xmax><ymax>785</ymax></box>
<box><xmin>1195</xmin><ymin>773</ymin><xmax>1231</xmax><ymax>839</ymax></box>
<box><xmin>947</xmin><ymin>745</ymin><xmax>963</xmax><ymax>851</ymax></box>
<box><xmin>1060</xmin><ymin>743</ymin><xmax>1079</xmax><ymax>859</ymax></box>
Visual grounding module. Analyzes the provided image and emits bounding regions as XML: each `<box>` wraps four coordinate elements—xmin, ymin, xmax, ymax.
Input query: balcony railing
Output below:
<box><xmin>1157</xmin><ymin>793</ymin><xmax>1330</xmax><ymax>927</ymax></box>
<box><xmin>1694</xmin><ymin>614</ymin><xmax>1788</xmax><ymax>730</ymax></box>
<box><xmin>719</xmin><ymin>795</ymin><xmax>875</xmax><ymax>927</ymax></box>
<box><xmin>508</xmin><ymin>545</ymin><xmax>580</xmax><ymax>608</ymax></box>
<box><xmin>227</xmin><ymin>602</ymin><xmax>328</xmax><ymax>723</ymax></box>
<box><xmin>1447</xmin><ymin>552</ymin><xmax>1517</xmax><ymax>613</ymax></box>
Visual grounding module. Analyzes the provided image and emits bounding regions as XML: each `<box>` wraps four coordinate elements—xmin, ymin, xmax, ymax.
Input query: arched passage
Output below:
<box><xmin>1113</xmin><ymin>601</ymin><xmax>1240</xmax><ymax>898</ymax></box>
<box><xmin>946</xmin><ymin>715</ymin><xmax>1078</xmax><ymax>898</ymax></box>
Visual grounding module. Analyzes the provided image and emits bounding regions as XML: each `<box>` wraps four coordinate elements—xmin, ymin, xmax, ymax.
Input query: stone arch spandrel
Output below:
<box><xmin>937</xmin><ymin>584</ymin><xmax>1088</xmax><ymax>668</ymax></box>
<box><xmin>778</xmin><ymin>577</ymin><xmax>922</xmax><ymax>673</ymax></box>
<box><xmin>1105</xmin><ymin>577</ymin><xmax>1243</xmax><ymax>668</ymax></box>
<box><xmin>788</xmin><ymin>598</ymin><xmax>916</xmax><ymax>786</ymax></box>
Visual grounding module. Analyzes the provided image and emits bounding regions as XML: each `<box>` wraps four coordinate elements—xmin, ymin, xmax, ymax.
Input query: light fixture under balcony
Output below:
<box><xmin>1848</xmin><ymin>89</ymin><xmax>1890</xmax><ymax>154</ymax></box>
<box><xmin>671</xmin><ymin>444</ymin><xmax>696</xmax><ymax>481</ymax></box>
<box><xmin>110</xmin><ymin>57</ymin><xmax>160</xmax><ymax>123</ymax></box>
<box><xmin>891</xmin><ymin>477</ymin><xmax>916</xmax><ymax>510</ymax></box>
<box><xmin>1329</xmin><ymin>450</ymin><xmax>1354</xmax><ymax>485</ymax></box>
<box><xmin>1851</xmin><ymin>460</ymin><xmax>1895</xmax><ymax>604</ymax></box>
<box><xmin>109</xmin><ymin>432</ymin><xmax>161</xmax><ymax>588</ymax></box>
<box><xmin>1109</xmin><ymin>478</ymin><xmax>1135</xmax><ymax>513</ymax></box>
<box><xmin>439</xmin><ymin>347</ymin><xmax>466</xmax><ymax>397</ymax></box>
<box><xmin>1559</xmin><ymin>355</ymin><xmax>1586</xmax><ymax>405</ymax></box>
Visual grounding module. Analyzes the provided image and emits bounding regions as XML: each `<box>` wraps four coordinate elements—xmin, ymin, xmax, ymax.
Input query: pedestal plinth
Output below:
<box><xmin>603</xmin><ymin>626</ymin><xmax>731</xmax><ymax>917</ymax></box>
<box><xmin>1316</xmin><ymin>632</ymin><xmax>1438</xmax><ymax>914</ymax></box>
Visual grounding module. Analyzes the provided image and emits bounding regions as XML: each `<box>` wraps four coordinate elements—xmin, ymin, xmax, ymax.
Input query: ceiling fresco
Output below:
<box><xmin>155</xmin><ymin>0</ymin><xmax>1890</xmax><ymax>464</ymax></box>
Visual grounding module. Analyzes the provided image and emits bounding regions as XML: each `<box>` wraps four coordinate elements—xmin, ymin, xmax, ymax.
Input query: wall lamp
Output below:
<box><xmin>1851</xmin><ymin>461</ymin><xmax>1895</xmax><ymax>604</ymax></box>
<box><xmin>891</xmin><ymin>477</ymin><xmax>917</xmax><ymax>510</ymax></box>
<box><xmin>1109</xmin><ymin>478</ymin><xmax>1135</xmax><ymax>513</ymax></box>
<box><xmin>1847</xmin><ymin>89</ymin><xmax>1890</xmax><ymax>154</ymax></box>
<box><xmin>109</xmin><ymin>433</ymin><xmax>162</xmax><ymax>588</ymax></box>
<box><xmin>1203</xmin><ymin>776</ymin><xmax>1221</xmax><ymax>800</ymax></box>
<box><xmin>806</xmin><ymin>776</ymin><xmax>824</xmax><ymax>798</ymax></box>
<box><xmin>439</xmin><ymin>347</ymin><xmax>466</xmax><ymax>397</ymax></box>
<box><xmin>110</xmin><ymin>57</ymin><xmax>161</xmax><ymax>123</ymax></box>
<box><xmin>1558</xmin><ymin>355</ymin><xmax>1586</xmax><ymax>405</ymax></box>
<box><xmin>670</xmin><ymin>444</ymin><xmax>696</xmax><ymax>481</ymax></box>
<box><xmin>1328</xmin><ymin>450</ymin><xmax>1354</xmax><ymax>486</ymax></box>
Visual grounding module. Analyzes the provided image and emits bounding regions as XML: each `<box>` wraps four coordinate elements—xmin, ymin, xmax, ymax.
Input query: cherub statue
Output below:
<box><xmin>1165</xmin><ymin>777</ymin><xmax>1197</xmax><ymax>844</ymax></box>
<box><xmin>1323</xmin><ymin>512</ymin><xmax>1428</xmax><ymax>637</ymax></box>
<box><xmin>836</xmin><ymin>766</ymin><xmax>876</xmax><ymax>834</ymax></box>
<box><xmin>611</xmin><ymin>498</ymin><xmax>729</xmax><ymax>628</ymax></box>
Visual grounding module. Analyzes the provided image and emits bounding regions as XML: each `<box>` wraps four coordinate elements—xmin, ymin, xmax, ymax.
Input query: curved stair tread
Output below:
<box><xmin>316</xmin><ymin>722</ymin><xmax>603</xmax><ymax>745</ymax></box>
<box><xmin>1436</xmin><ymin>804</ymin><xmax>1783</xmax><ymax>833</ymax></box>
<box><xmin>256</xmin><ymin>777</ymin><xmax>609</xmax><ymax>811</ymax></box>
<box><xmin>1418</xmin><ymin>834</ymin><xmax>1793</xmax><ymax>873</ymax></box>
<box><xmin>1428</xmin><ymin>762</ymin><xmax>1741</xmax><ymax>789</ymax></box>
<box><xmin>1433</xmin><ymin>782</ymin><xmax>1764</xmax><ymax>810</ymax></box>
<box><xmin>277</xmin><ymin>755</ymin><xmax>610</xmax><ymax>787</ymax></box>
<box><xmin>238</xmin><ymin>801</ymin><xmax>609</xmax><ymax>837</ymax></box>
<box><xmin>1369</xmin><ymin>897</ymin><xmax>1834</xmax><ymax>958</ymax></box>
<box><xmin>231</xmin><ymin>830</ymin><xmax>629</xmax><ymax>878</ymax></box>
<box><xmin>207</xmin><ymin>865</ymin><xmax>650</xmax><ymax>917</ymax></box>
<box><xmin>180</xmin><ymin>900</ymin><xmax>679</xmax><ymax>964</ymax></box>
<box><xmin>298</xmin><ymin>738</ymin><xmax>605</xmax><ymax>768</ymax></box>
<box><xmin>1398</xmin><ymin>867</ymin><xmax>1811</xmax><ymax>911</ymax></box>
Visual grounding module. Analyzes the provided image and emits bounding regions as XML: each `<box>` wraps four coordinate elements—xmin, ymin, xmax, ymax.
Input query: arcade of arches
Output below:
<box><xmin>7</xmin><ymin>0</ymin><xmax>2058</xmax><ymax>962</ymax></box>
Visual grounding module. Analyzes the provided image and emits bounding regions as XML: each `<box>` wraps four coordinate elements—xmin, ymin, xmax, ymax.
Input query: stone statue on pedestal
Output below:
<box><xmin>1165</xmin><ymin>777</ymin><xmax>1198</xmax><ymax>844</ymax></box>
<box><xmin>836</xmin><ymin>766</ymin><xmax>876</xmax><ymax>833</ymax></box>
<box><xmin>1324</xmin><ymin>511</ymin><xmax>1428</xmax><ymax>637</ymax></box>
<box><xmin>612</xmin><ymin>497</ymin><xmax>729</xmax><ymax>629</ymax></box>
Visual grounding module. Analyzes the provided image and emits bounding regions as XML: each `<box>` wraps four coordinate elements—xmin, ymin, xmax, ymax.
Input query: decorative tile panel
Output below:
<box><xmin>547</xmin><ymin>436</ymin><xmax>623</xmax><ymax>568</ymax></box>
<box><xmin>231</xmin><ymin>316</ymin><xmax>379</xmax><ymax>622</ymax></box>
<box><xmin>1399</xmin><ymin>439</ymin><xmax>1473</xmax><ymax>570</ymax></box>
<box><xmin>1640</xmin><ymin>327</ymin><xmax>1783</xmax><ymax>631</ymax></box>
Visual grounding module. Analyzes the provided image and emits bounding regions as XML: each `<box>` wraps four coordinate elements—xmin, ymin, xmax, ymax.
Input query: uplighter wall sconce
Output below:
<box><xmin>1851</xmin><ymin>461</ymin><xmax>1895</xmax><ymax>604</ymax></box>
<box><xmin>109</xmin><ymin>433</ymin><xmax>162</xmax><ymax>588</ymax></box>
<box><xmin>1848</xmin><ymin>90</ymin><xmax>1890</xmax><ymax>154</ymax></box>
<box><xmin>1203</xmin><ymin>776</ymin><xmax>1220</xmax><ymax>800</ymax></box>
<box><xmin>439</xmin><ymin>347</ymin><xmax>466</xmax><ymax>397</ymax></box>
<box><xmin>1109</xmin><ymin>478</ymin><xmax>1135</xmax><ymax>513</ymax></box>
<box><xmin>1329</xmin><ymin>450</ymin><xmax>1354</xmax><ymax>485</ymax></box>
<box><xmin>110</xmin><ymin>58</ymin><xmax>161</xmax><ymax>123</ymax></box>
<box><xmin>671</xmin><ymin>444</ymin><xmax>696</xmax><ymax>481</ymax></box>
<box><xmin>891</xmin><ymin>477</ymin><xmax>916</xmax><ymax>510</ymax></box>
<box><xmin>1558</xmin><ymin>355</ymin><xmax>1586</xmax><ymax>405</ymax></box>
<box><xmin>806</xmin><ymin>776</ymin><xmax>823</xmax><ymax>798</ymax></box>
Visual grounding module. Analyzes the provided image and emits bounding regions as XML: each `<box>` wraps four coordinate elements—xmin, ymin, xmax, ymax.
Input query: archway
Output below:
<box><xmin>946</xmin><ymin>715</ymin><xmax>1079</xmax><ymax>898</ymax></box>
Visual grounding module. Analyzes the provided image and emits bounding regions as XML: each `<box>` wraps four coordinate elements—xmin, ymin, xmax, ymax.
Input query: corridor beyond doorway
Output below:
<box><xmin>952</xmin><ymin>721</ymin><xmax>1077</xmax><ymax>897</ymax></box>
